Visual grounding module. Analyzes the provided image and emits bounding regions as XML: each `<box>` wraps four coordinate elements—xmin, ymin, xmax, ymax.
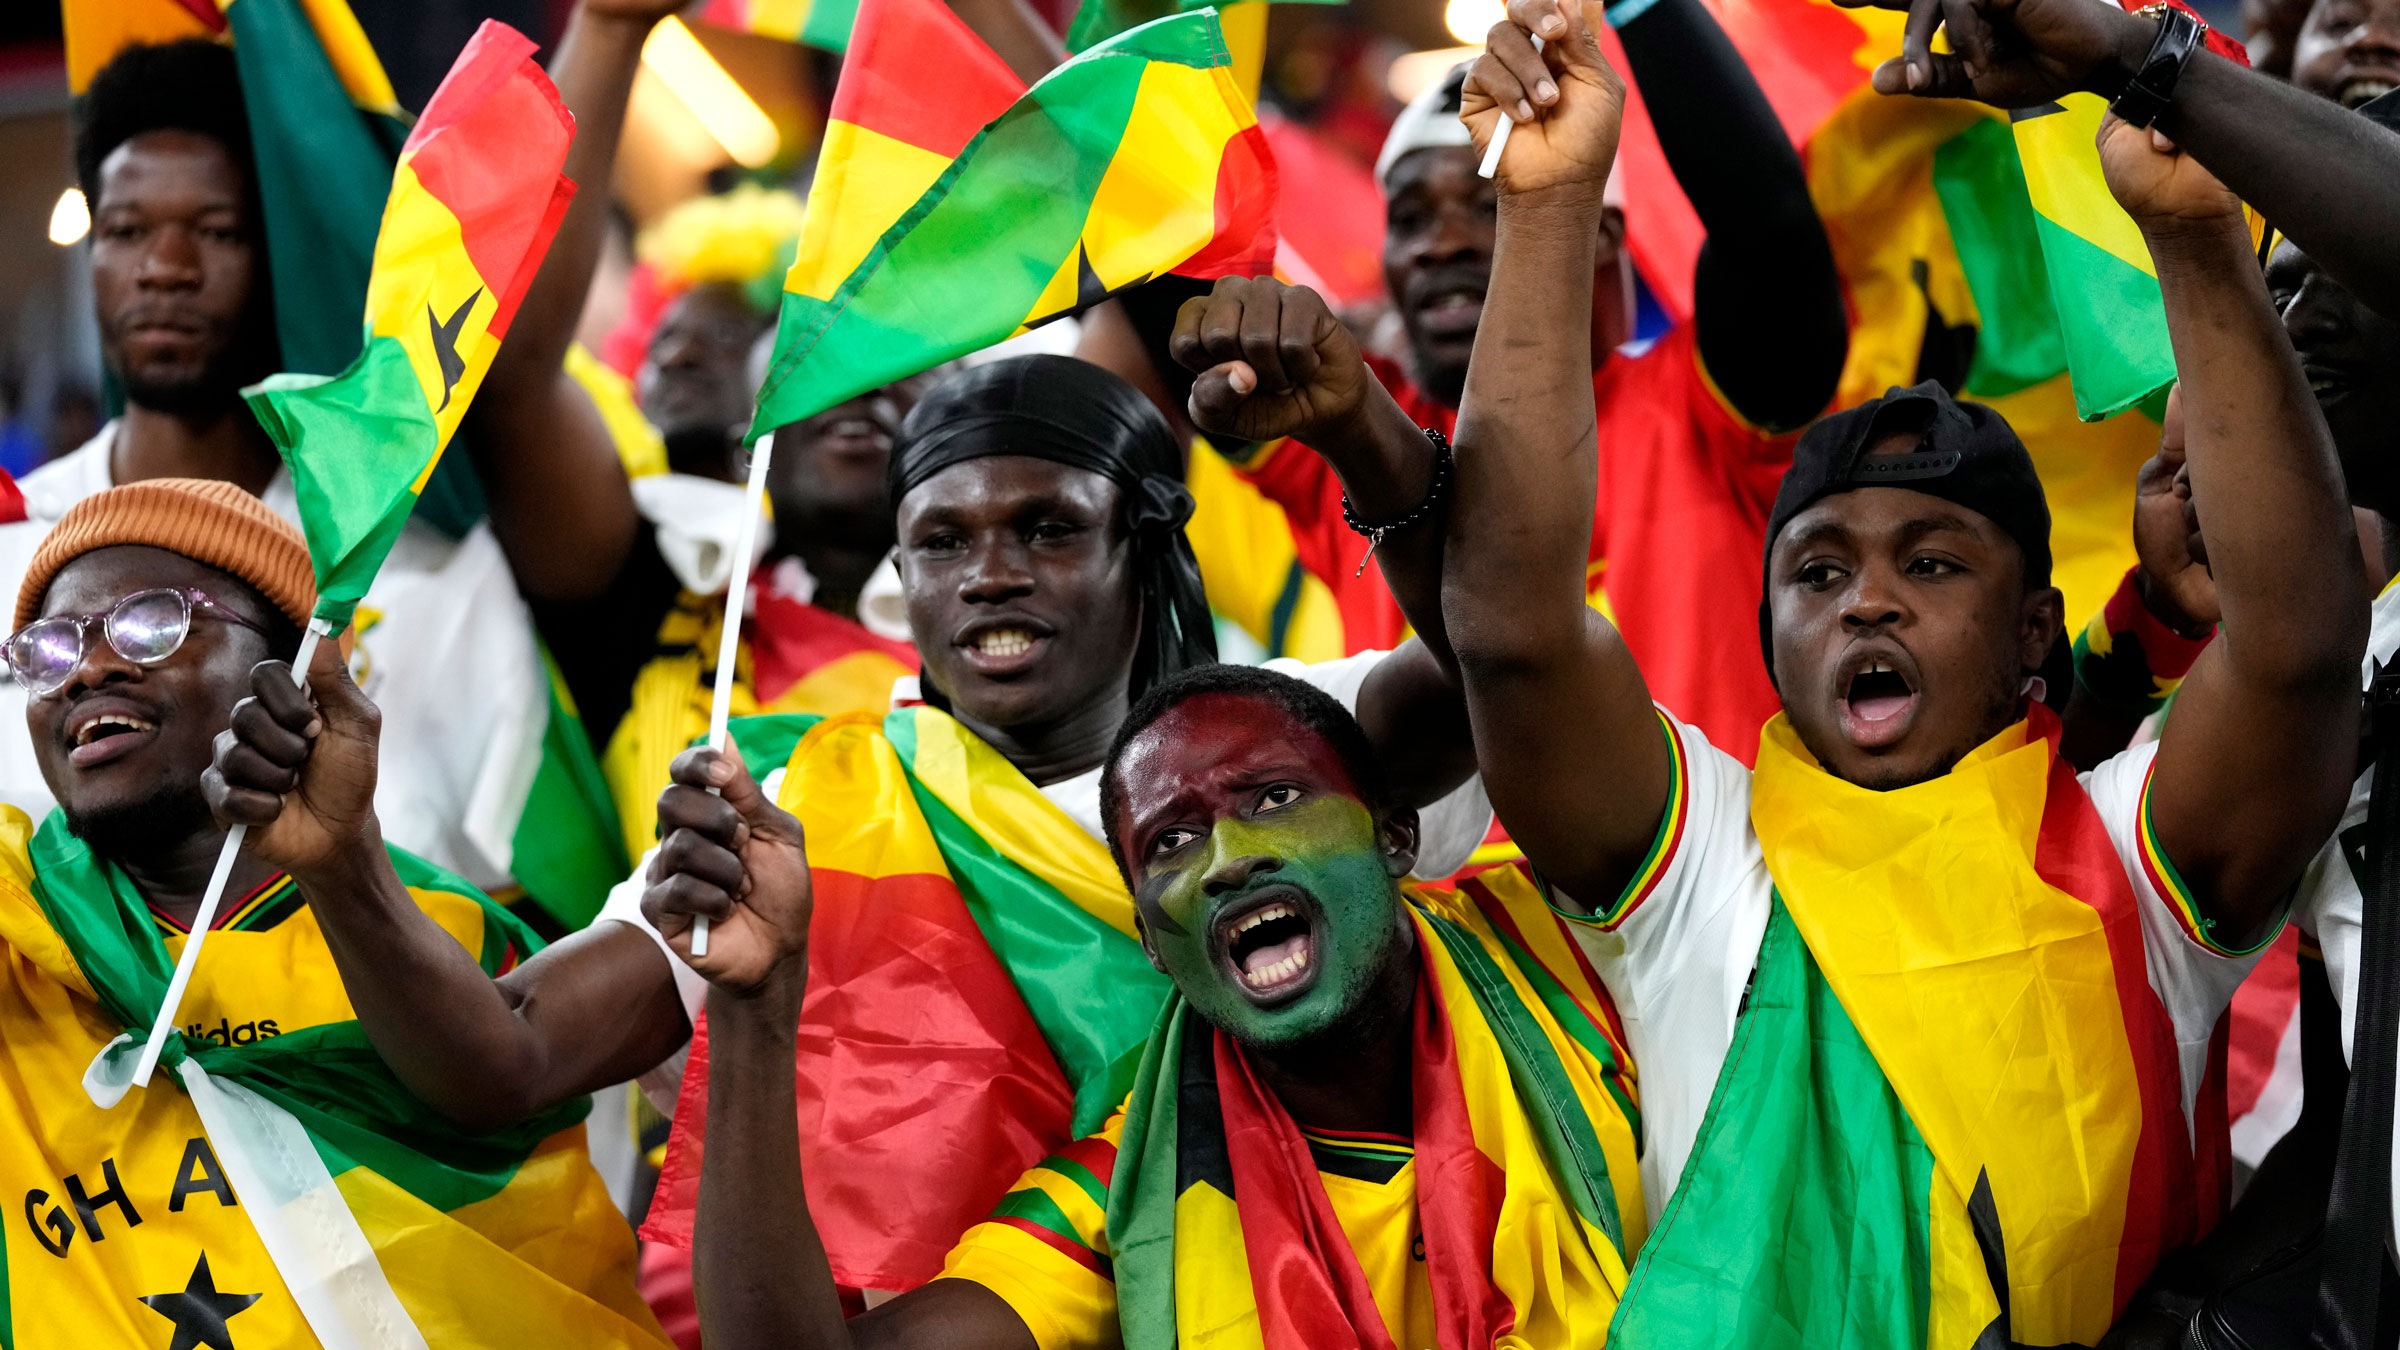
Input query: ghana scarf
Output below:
<box><xmin>0</xmin><ymin>808</ymin><xmax>663</xmax><ymax>1348</ymax></box>
<box><xmin>1107</xmin><ymin>874</ymin><xmax>1645</xmax><ymax>1349</ymax></box>
<box><xmin>643</xmin><ymin>706</ymin><xmax>1175</xmax><ymax>1291</ymax></box>
<box><xmin>1611</xmin><ymin>708</ymin><xmax>2226</xmax><ymax>1349</ymax></box>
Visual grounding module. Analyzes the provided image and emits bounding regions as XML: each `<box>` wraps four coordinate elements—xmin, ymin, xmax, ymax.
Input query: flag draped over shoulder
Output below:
<box><xmin>0</xmin><ymin>809</ymin><xmax>666</xmax><ymax>1347</ymax></box>
<box><xmin>748</xmin><ymin>5</ymin><xmax>1277</xmax><ymax>437</ymax></box>
<box><xmin>1611</xmin><ymin>711</ymin><xmax>2219</xmax><ymax>1348</ymax></box>
<box><xmin>241</xmin><ymin>22</ymin><xmax>574</xmax><ymax>632</ymax></box>
<box><xmin>643</xmin><ymin>708</ymin><xmax>1172</xmax><ymax>1291</ymax></box>
<box><xmin>1106</xmin><ymin>877</ymin><xmax>1644</xmax><ymax>1350</ymax></box>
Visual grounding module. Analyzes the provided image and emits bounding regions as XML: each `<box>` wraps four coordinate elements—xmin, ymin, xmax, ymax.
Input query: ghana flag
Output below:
<box><xmin>1610</xmin><ymin>710</ymin><xmax>2224</xmax><ymax>1348</ymax></box>
<box><xmin>643</xmin><ymin>708</ymin><xmax>1173</xmax><ymax>1292</ymax></box>
<box><xmin>1</xmin><ymin>808</ymin><xmax>666</xmax><ymax>1348</ymax></box>
<box><xmin>747</xmin><ymin>4</ymin><xmax>1277</xmax><ymax>437</ymax></box>
<box><xmin>697</xmin><ymin>0</ymin><xmax>862</xmax><ymax>50</ymax></box>
<box><xmin>242</xmin><ymin>21</ymin><xmax>573</xmax><ymax>633</ymax></box>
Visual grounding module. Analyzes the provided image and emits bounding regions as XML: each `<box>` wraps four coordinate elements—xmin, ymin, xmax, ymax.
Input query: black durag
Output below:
<box><xmin>889</xmin><ymin>354</ymin><xmax>1217</xmax><ymax>703</ymax></box>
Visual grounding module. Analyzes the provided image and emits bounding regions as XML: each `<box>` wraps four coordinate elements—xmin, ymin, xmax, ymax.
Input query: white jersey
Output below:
<box><xmin>1559</xmin><ymin>710</ymin><xmax>2274</xmax><ymax>1213</ymax></box>
<box><xmin>0</xmin><ymin>425</ymin><xmax>556</xmax><ymax>895</ymax></box>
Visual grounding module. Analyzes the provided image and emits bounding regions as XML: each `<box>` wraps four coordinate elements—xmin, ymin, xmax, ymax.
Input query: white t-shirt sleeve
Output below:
<box><xmin>597</xmin><ymin>847</ymin><xmax>711</xmax><ymax>1024</ymax></box>
<box><xmin>1262</xmin><ymin>651</ymin><xmax>1493</xmax><ymax>880</ymax></box>
<box><xmin>2083</xmin><ymin>740</ymin><xmax>2282</xmax><ymax>1115</ymax></box>
<box><xmin>1548</xmin><ymin>709</ymin><xmax>1773</xmax><ymax>1211</ymax></box>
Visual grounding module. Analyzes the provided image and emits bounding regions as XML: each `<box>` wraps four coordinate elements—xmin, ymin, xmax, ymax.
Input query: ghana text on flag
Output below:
<box><xmin>749</xmin><ymin>5</ymin><xmax>1277</xmax><ymax>437</ymax></box>
<box><xmin>242</xmin><ymin>20</ymin><xmax>574</xmax><ymax>631</ymax></box>
<box><xmin>697</xmin><ymin>0</ymin><xmax>863</xmax><ymax>50</ymax></box>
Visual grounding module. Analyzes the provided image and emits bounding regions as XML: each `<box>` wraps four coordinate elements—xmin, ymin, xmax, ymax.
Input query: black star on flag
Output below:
<box><xmin>1022</xmin><ymin>243</ymin><xmax>1150</xmax><ymax>332</ymax></box>
<box><xmin>138</xmin><ymin>1252</ymin><xmax>262</xmax><ymax>1350</ymax></box>
<box><xmin>427</xmin><ymin>286</ymin><xmax>484</xmax><ymax>413</ymax></box>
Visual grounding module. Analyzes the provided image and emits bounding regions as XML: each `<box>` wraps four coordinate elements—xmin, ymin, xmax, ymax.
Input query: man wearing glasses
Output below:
<box><xmin>0</xmin><ymin>477</ymin><xmax>666</xmax><ymax>1348</ymax></box>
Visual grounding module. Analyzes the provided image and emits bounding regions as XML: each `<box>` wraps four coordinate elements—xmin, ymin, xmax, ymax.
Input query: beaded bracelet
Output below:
<box><xmin>1340</xmin><ymin>428</ymin><xmax>1454</xmax><ymax>576</ymax></box>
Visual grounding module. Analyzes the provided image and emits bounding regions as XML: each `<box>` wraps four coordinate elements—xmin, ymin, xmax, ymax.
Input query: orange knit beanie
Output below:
<box><xmin>15</xmin><ymin>479</ymin><xmax>318</xmax><ymax>631</ymax></box>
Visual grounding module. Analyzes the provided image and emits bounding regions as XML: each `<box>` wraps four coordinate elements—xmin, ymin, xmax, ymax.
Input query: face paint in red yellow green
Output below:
<box><xmin>1110</xmin><ymin>693</ymin><xmax>1416</xmax><ymax>1047</ymax></box>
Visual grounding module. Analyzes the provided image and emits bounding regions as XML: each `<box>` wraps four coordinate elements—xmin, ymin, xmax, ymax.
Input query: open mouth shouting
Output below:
<box><xmin>66</xmin><ymin>701</ymin><xmax>161</xmax><ymax>768</ymax></box>
<box><xmin>1213</xmin><ymin>888</ymin><xmax>1322</xmax><ymax>1005</ymax></box>
<box><xmin>1838</xmin><ymin>648</ymin><xmax>1921</xmax><ymax>750</ymax></box>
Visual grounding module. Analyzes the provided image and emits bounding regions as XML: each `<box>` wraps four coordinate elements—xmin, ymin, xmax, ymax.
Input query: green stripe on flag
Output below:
<box><xmin>2030</xmin><ymin>212</ymin><xmax>2176</xmax><ymax>420</ymax></box>
<box><xmin>224</xmin><ymin>0</ymin><xmax>486</xmax><ymax>535</ymax></box>
<box><xmin>1608</xmin><ymin>899</ymin><xmax>1935</xmax><ymax>1350</ymax></box>
<box><xmin>1424</xmin><ymin>909</ymin><xmax>1622</xmax><ymax>1249</ymax></box>
<box><xmin>506</xmin><ymin>651</ymin><xmax>629</xmax><ymax>929</ymax></box>
<box><xmin>748</xmin><ymin>11</ymin><xmax>1220</xmax><ymax>435</ymax></box>
<box><xmin>886</xmin><ymin>712</ymin><xmax>1170</xmax><ymax>1136</ymax></box>
<box><xmin>1930</xmin><ymin>119</ymin><xmax>2065</xmax><ymax>399</ymax></box>
<box><xmin>799</xmin><ymin>0</ymin><xmax>864</xmax><ymax>50</ymax></box>
<box><xmin>1483</xmin><ymin>922</ymin><xmax>1643</xmax><ymax>1144</ymax></box>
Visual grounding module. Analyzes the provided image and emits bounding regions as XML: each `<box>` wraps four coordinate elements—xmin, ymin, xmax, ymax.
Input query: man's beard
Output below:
<box><xmin>117</xmin><ymin>335</ymin><xmax>273</xmax><ymax>419</ymax></box>
<box><xmin>64</xmin><ymin>785</ymin><xmax>214</xmax><ymax>862</ymax></box>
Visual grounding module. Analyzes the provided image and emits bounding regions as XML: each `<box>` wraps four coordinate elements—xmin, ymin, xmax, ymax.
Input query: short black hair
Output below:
<box><xmin>75</xmin><ymin>40</ymin><xmax>253</xmax><ymax>203</ymax></box>
<box><xmin>1098</xmin><ymin>662</ymin><xmax>1393</xmax><ymax>876</ymax></box>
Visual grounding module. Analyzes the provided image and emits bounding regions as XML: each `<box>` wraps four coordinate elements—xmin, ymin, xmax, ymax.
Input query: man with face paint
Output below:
<box><xmin>1381</xmin><ymin>4</ymin><xmax>2365</xmax><ymax>1344</ymax></box>
<box><xmin>654</xmin><ymin>662</ymin><xmax>1644</xmax><ymax>1350</ymax></box>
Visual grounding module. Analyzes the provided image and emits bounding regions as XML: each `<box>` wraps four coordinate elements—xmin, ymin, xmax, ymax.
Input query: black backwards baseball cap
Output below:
<box><xmin>1758</xmin><ymin>380</ymin><xmax>2052</xmax><ymax>679</ymax></box>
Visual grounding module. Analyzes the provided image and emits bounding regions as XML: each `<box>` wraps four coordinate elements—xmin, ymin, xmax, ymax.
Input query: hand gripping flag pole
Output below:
<box><xmin>124</xmin><ymin>20</ymin><xmax>577</xmax><ymax>1088</ymax></box>
<box><xmin>1478</xmin><ymin>34</ymin><xmax>1542</xmax><ymax>179</ymax></box>
<box><xmin>691</xmin><ymin>431</ymin><xmax>777</xmax><ymax>958</ymax></box>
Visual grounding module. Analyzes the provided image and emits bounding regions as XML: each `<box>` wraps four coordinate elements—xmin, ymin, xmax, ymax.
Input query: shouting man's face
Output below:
<box><xmin>1110</xmin><ymin>693</ymin><xmax>1416</xmax><ymax>1048</ymax></box>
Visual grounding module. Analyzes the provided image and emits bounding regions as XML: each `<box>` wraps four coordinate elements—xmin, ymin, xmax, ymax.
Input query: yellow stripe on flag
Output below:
<box><xmin>2013</xmin><ymin>94</ymin><xmax>2157</xmax><ymax>279</ymax></box>
<box><xmin>747</xmin><ymin>0</ymin><xmax>816</xmax><ymax>41</ymax></box>
<box><xmin>367</xmin><ymin>156</ymin><xmax>504</xmax><ymax>465</ymax></box>
<box><xmin>789</xmin><ymin>121</ymin><xmax>958</xmax><ymax>302</ymax></box>
<box><xmin>775</xmin><ymin>715</ymin><xmax>953</xmax><ymax>879</ymax></box>
<box><xmin>64</xmin><ymin>0</ymin><xmax>221</xmax><ymax>94</ymax></box>
<box><xmin>1012</xmin><ymin>59</ymin><xmax>1257</xmax><ymax>336</ymax></box>
<box><xmin>1221</xmin><ymin>0</ymin><xmax>1268</xmax><ymax>107</ymax></box>
<box><xmin>903</xmin><ymin>714</ymin><xmax>1141</xmax><ymax>940</ymax></box>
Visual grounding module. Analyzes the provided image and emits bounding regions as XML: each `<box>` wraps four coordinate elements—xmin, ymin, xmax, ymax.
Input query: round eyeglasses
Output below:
<box><xmin>4</xmin><ymin>587</ymin><xmax>272</xmax><ymax>698</ymax></box>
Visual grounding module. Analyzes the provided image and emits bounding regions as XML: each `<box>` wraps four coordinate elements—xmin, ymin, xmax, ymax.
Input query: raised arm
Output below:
<box><xmin>1850</xmin><ymin>0</ymin><xmax>2400</xmax><ymax>318</ymax></box>
<box><xmin>202</xmin><ymin>644</ymin><xmax>690</xmax><ymax>1132</ymax></box>
<box><xmin>1615</xmin><ymin>0</ymin><xmax>1846</xmax><ymax>429</ymax></box>
<box><xmin>463</xmin><ymin>0</ymin><xmax>685</xmax><ymax>601</ymax></box>
<box><xmin>1173</xmin><ymin>277</ymin><xmax>1477</xmax><ymax>808</ymax></box>
<box><xmin>2100</xmin><ymin>121</ymin><xmax>2367</xmax><ymax>944</ymax></box>
<box><xmin>1442</xmin><ymin>1</ymin><xmax>1673</xmax><ymax>906</ymax></box>
<box><xmin>641</xmin><ymin>748</ymin><xmax>1034</xmax><ymax>1350</ymax></box>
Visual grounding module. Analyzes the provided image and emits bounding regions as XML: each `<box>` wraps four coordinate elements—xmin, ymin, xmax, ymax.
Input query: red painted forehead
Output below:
<box><xmin>1111</xmin><ymin>691</ymin><xmax>1364</xmax><ymax>831</ymax></box>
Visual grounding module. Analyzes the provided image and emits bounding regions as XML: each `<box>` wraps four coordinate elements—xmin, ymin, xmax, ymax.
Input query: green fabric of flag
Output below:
<box><xmin>1929</xmin><ymin>118</ymin><xmax>2066</xmax><ymax>400</ymax></box>
<box><xmin>223</xmin><ymin>0</ymin><xmax>487</xmax><ymax>536</ymax></box>
<box><xmin>508</xmin><ymin>652</ymin><xmax>629</xmax><ymax>929</ymax></box>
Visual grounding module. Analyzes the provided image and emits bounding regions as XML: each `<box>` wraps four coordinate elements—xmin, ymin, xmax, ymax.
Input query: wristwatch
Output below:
<box><xmin>2110</xmin><ymin>3</ymin><xmax>2206</xmax><ymax>129</ymax></box>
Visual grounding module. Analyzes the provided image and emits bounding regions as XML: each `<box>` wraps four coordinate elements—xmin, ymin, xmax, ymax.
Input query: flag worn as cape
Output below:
<box><xmin>602</xmin><ymin>587</ymin><xmax>916</xmax><ymax>860</ymax></box>
<box><xmin>62</xmin><ymin>0</ymin><xmax>499</xmax><ymax>535</ymax></box>
<box><xmin>696</xmin><ymin>0</ymin><xmax>864</xmax><ymax>50</ymax></box>
<box><xmin>242</xmin><ymin>20</ymin><xmax>574</xmax><ymax>633</ymax></box>
<box><xmin>643</xmin><ymin>708</ymin><xmax>1173</xmax><ymax>1290</ymax></box>
<box><xmin>1094</xmin><ymin>875</ymin><xmax>1642</xmax><ymax>1349</ymax></box>
<box><xmin>748</xmin><ymin>5</ymin><xmax>1277</xmax><ymax>437</ymax></box>
<box><xmin>0</xmin><ymin>808</ymin><xmax>665</xmax><ymax>1348</ymax></box>
<box><xmin>1610</xmin><ymin>710</ymin><xmax>2226</xmax><ymax>1348</ymax></box>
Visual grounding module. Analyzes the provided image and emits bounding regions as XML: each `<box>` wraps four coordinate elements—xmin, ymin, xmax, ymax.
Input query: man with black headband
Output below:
<box><xmin>1300</xmin><ymin>3</ymin><xmax>2362</xmax><ymax>1342</ymax></box>
<box><xmin>211</xmin><ymin>352</ymin><xmax>1491</xmax><ymax>1307</ymax></box>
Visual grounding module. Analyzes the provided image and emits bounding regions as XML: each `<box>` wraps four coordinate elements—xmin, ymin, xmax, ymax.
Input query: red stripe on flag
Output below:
<box><xmin>2026</xmin><ymin>712</ymin><xmax>2200</xmax><ymax>1312</ymax></box>
<box><xmin>831</xmin><ymin>0</ymin><xmax>1023</xmax><ymax>158</ymax></box>
<box><xmin>1051</xmin><ymin>1132</ymin><xmax>1120</xmax><ymax>1189</ymax></box>
<box><xmin>749</xmin><ymin>586</ymin><xmax>919</xmax><ymax>703</ymax></box>
<box><xmin>400</xmin><ymin>21</ymin><xmax>577</xmax><ymax>324</ymax></box>
<box><xmin>1172</xmin><ymin>121</ymin><xmax>1279</xmax><ymax>280</ymax></box>
<box><xmin>992</xmin><ymin>1215</ymin><xmax>1112</xmax><ymax>1276</ymax></box>
<box><xmin>643</xmin><ymin>868</ymin><xmax>1079</xmax><ymax>1292</ymax></box>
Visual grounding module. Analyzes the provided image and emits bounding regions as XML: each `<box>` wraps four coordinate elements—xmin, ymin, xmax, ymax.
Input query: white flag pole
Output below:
<box><xmin>694</xmin><ymin>431</ymin><xmax>776</xmax><ymax>958</ymax></box>
<box><xmin>131</xmin><ymin>618</ymin><xmax>333</xmax><ymax>1087</ymax></box>
<box><xmin>1477</xmin><ymin>35</ymin><xmax>1543</xmax><ymax>180</ymax></box>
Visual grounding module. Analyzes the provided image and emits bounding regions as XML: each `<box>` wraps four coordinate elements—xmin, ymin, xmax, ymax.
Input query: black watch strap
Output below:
<box><xmin>2110</xmin><ymin>4</ymin><xmax>2205</xmax><ymax>129</ymax></box>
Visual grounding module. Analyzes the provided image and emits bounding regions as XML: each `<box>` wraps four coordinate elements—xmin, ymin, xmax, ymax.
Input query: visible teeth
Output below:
<box><xmin>974</xmin><ymin>629</ymin><xmax>1034</xmax><ymax>657</ymax></box>
<box><xmin>1241</xmin><ymin>945</ymin><xmax>1311</xmax><ymax>988</ymax></box>
<box><xmin>1233</xmin><ymin>903</ymin><xmax>1295</xmax><ymax>937</ymax></box>
<box><xmin>2343</xmin><ymin>77</ymin><xmax>2397</xmax><ymax>107</ymax></box>
<box><xmin>1869</xmin><ymin>661</ymin><xmax>1891</xmax><ymax>674</ymax></box>
<box><xmin>74</xmin><ymin>713</ymin><xmax>155</xmax><ymax>747</ymax></box>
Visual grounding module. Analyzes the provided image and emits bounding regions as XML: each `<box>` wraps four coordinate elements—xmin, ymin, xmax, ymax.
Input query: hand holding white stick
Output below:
<box><xmin>695</xmin><ymin>431</ymin><xmax>778</xmax><ymax>959</ymax></box>
<box><xmin>1479</xmin><ymin>34</ymin><xmax>1545</xmax><ymax>178</ymax></box>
